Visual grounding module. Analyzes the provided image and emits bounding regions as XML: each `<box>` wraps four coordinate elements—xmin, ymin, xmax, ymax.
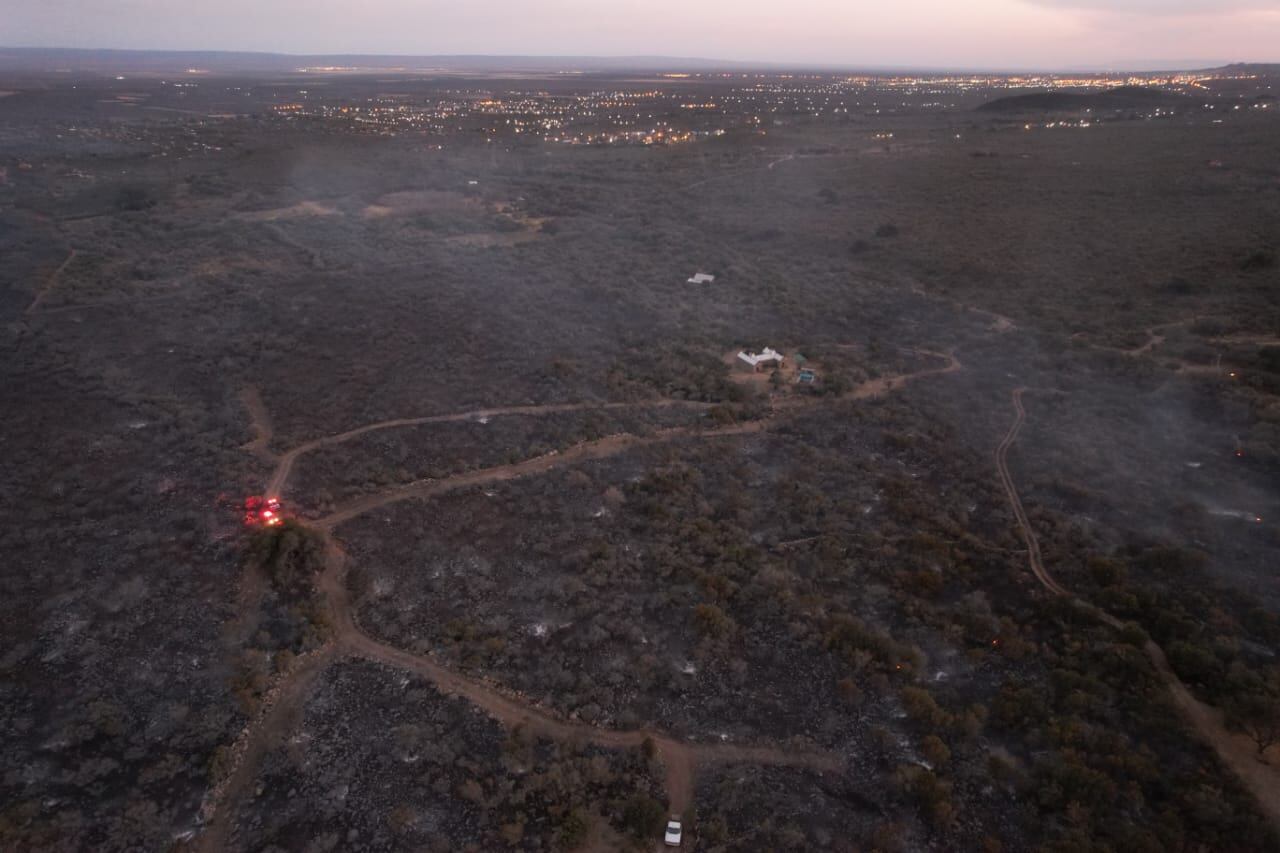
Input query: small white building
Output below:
<box><xmin>687</xmin><ymin>272</ymin><xmax>716</xmax><ymax>284</ymax></box>
<box><xmin>736</xmin><ymin>347</ymin><xmax>784</xmax><ymax>372</ymax></box>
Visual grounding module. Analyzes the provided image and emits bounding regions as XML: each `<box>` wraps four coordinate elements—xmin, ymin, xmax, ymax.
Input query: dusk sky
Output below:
<box><xmin>5</xmin><ymin>0</ymin><xmax>1279</xmax><ymax>69</ymax></box>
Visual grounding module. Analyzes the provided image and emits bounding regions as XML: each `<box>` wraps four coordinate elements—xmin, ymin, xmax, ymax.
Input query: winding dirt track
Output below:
<box><xmin>679</xmin><ymin>152</ymin><xmax>800</xmax><ymax>190</ymax></box>
<box><xmin>266</xmin><ymin>398</ymin><xmax>716</xmax><ymax>499</ymax></box>
<box><xmin>993</xmin><ymin>389</ymin><xmax>1070</xmax><ymax>597</ymax></box>
<box><xmin>24</xmin><ymin>248</ymin><xmax>78</xmax><ymax>316</ymax></box>
<box><xmin>994</xmin><ymin>388</ymin><xmax>1280</xmax><ymax>832</ymax></box>
<box><xmin>198</xmin><ymin>351</ymin><xmax>960</xmax><ymax>850</ymax></box>
<box><xmin>237</xmin><ymin>387</ymin><xmax>276</xmax><ymax>464</ymax></box>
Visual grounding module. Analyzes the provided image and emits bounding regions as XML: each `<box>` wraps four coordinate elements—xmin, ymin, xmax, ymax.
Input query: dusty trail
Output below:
<box><xmin>322</xmin><ymin>537</ymin><xmax>841</xmax><ymax>817</ymax></box>
<box><xmin>24</xmin><ymin>290</ymin><xmax>189</xmax><ymax>318</ymax></box>
<box><xmin>271</xmin><ymin>348</ymin><xmax>960</xmax><ymax>502</ymax></box>
<box><xmin>25</xmin><ymin>248</ymin><xmax>78</xmax><ymax>315</ymax></box>
<box><xmin>201</xmin><ymin>350</ymin><xmax>961</xmax><ymax>848</ymax></box>
<box><xmin>993</xmin><ymin>388</ymin><xmax>1070</xmax><ymax>596</ymax></box>
<box><xmin>679</xmin><ymin>152</ymin><xmax>801</xmax><ymax>190</ymax></box>
<box><xmin>315</xmin><ymin>421</ymin><xmax>761</xmax><ymax>530</ymax></box>
<box><xmin>995</xmin><ymin>388</ymin><xmax>1280</xmax><ymax>832</ymax></box>
<box><xmin>1128</xmin><ymin>328</ymin><xmax>1166</xmax><ymax>356</ymax></box>
<box><xmin>237</xmin><ymin>386</ymin><xmax>276</xmax><ymax>463</ymax></box>
<box><xmin>1207</xmin><ymin>334</ymin><xmax>1280</xmax><ymax>347</ymax></box>
<box><xmin>1070</xmin><ymin>316</ymin><xmax>1231</xmax><ymax>360</ymax></box>
<box><xmin>197</xmin><ymin>647</ymin><xmax>334</xmax><ymax>852</ymax></box>
<box><xmin>266</xmin><ymin>398</ymin><xmax>715</xmax><ymax>498</ymax></box>
<box><xmin>310</xmin><ymin>351</ymin><xmax>962</xmax><ymax>527</ymax></box>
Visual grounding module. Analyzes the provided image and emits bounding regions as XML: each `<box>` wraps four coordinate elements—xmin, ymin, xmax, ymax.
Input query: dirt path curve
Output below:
<box><xmin>196</xmin><ymin>646</ymin><xmax>334</xmax><ymax>852</ymax></box>
<box><xmin>24</xmin><ymin>290</ymin><xmax>190</xmax><ymax>319</ymax></box>
<box><xmin>24</xmin><ymin>248</ymin><xmax>78</xmax><ymax>315</ymax></box>
<box><xmin>315</xmin><ymin>422</ymin><xmax>760</xmax><ymax>530</ymax></box>
<box><xmin>1208</xmin><ymin>334</ymin><xmax>1280</xmax><ymax>347</ymax></box>
<box><xmin>266</xmin><ymin>399</ymin><xmax>715</xmax><ymax>499</ymax></box>
<box><xmin>995</xmin><ymin>388</ymin><xmax>1280</xmax><ymax>832</ymax></box>
<box><xmin>993</xmin><ymin>388</ymin><xmax>1070</xmax><ymax>596</ymax></box>
<box><xmin>310</xmin><ymin>350</ymin><xmax>960</xmax><ymax>529</ymax></box>
<box><xmin>237</xmin><ymin>386</ymin><xmax>276</xmax><ymax>463</ymax></box>
<box><xmin>679</xmin><ymin>152</ymin><xmax>801</xmax><ymax>191</ymax></box>
<box><xmin>201</xmin><ymin>350</ymin><xmax>962</xmax><ymax>849</ymax></box>
<box><xmin>319</xmin><ymin>537</ymin><xmax>842</xmax><ymax>817</ymax></box>
<box><xmin>1132</xmin><ymin>328</ymin><xmax>1166</xmax><ymax>356</ymax></box>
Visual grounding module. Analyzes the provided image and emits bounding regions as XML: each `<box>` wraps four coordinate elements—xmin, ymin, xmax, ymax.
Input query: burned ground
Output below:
<box><xmin>2</xmin><ymin>68</ymin><xmax>1279</xmax><ymax>850</ymax></box>
<box><xmin>228</xmin><ymin>660</ymin><xmax>663</xmax><ymax>852</ymax></box>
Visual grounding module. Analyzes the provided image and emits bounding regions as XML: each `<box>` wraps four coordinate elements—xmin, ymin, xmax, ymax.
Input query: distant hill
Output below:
<box><xmin>0</xmin><ymin>47</ymin><xmax>757</xmax><ymax>75</ymax></box>
<box><xmin>1</xmin><ymin>48</ymin><xmax>1275</xmax><ymax>78</ymax></box>
<box><xmin>977</xmin><ymin>86</ymin><xmax>1188</xmax><ymax>113</ymax></box>
<box><xmin>1212</xmin><ymin>62</ymin><xmax>1280</xmax><ymax>76</ymax></box>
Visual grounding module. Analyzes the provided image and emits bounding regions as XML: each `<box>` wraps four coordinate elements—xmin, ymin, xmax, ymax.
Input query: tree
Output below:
<box><xmin>245</xmin><ymin>519</ymin><xmax>326</xmax><ymax>597</ymax></box>
<box><xmin>557</xmin><ymin>809</ymin><xmax>589</xmax><ymax>849</ymax></box>
<box><xmin>921</xmin><ymin>735</ymin><xmax>951</xmax><ymax>769</ymax></box>
<box><xmin>115</xmin><ymin>185</ymin><xmax>156</xmax><ymax>211</ymax></box>
<box><xmin>620</xmin><ymin>794</ymin><xmax>666</xmax><ymax>840</ymax></box>
<box><xmin>1226</xmin><ymin>690</ymin><xmax>1280</xmax><ymax>761</ymax></box>
<box><xmin>693</xmin><ymin>603</ymin><xmax>733</xmax><ymax>638</ymax></box>
<box><xmin>901</xmin><ymin>686</ymin><xmax>951</xmax><ymax>730</ymax></box>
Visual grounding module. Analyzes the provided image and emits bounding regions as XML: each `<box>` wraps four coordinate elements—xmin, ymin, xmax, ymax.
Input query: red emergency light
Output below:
<box><xmin>244</xmin><ymin>496</ymin><xmax>283</xmax><ymax>527</ymax></box>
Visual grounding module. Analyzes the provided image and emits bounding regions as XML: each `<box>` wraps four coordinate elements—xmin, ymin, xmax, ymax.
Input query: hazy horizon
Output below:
<box><xmin>0</xmin><ymin>44</ymin><xmax>1267</xmax><ymax>75</ymax></box>
<box><xmin>4</xmin><ymin>1</ymin><xmax>1279</xmax><ymax>71</ymax></box>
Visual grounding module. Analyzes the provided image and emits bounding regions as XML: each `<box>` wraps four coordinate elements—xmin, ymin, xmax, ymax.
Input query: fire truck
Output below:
<box><xmin>244</xmin><ymin>496</ymin><xmax>283</xmax><ymax>527</ymax></box>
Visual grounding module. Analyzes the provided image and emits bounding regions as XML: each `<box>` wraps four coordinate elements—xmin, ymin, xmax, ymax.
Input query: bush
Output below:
<box><xmin>245</xmin><ymin>520</ymin><xmax>327</xmax><ymax>597</ymax></box>
<box><xmin>693</xmin><ymin>603</ymin><xmax>733</xmax><ymax>638</ymax></box>
<box><xmin>1241</xmin><ymin>250</ymin><xmax>1276</xmax><ymax>271</ymax></box>
<box><xmin>619</xmin><ymin>793</ymin><xmax>666</xmax><ymax>840</ymax></box>
<box><xmin>557</xmin><ymin>808</ymin><xmax>590</xmax><ymax>849</ymax></box>
<box><xmin>115</xmin><ymin>185</ymin><xmax>156</xmax><ymax>212</ymax></box>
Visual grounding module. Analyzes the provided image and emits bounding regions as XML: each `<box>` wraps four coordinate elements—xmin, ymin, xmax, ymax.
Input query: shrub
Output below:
<box><xmin>557</xmin><ymin>809</ymin><xmax>589</xmax><ymax>849</ymax></box>
<box><xmin>1241</xmin><ymin>249</ymin><xmax>1276</xmax><ymax>271</ymax></box>
<box><xmin>245</xmin><ymin>520</ymin><xmax>326</xmax><ymax>597</ymax></box>
<box><xmin>115</xmin><ymin>185</ymin><xmax>156</xmax><ymax>212</ymax></box>
<box><xmin>619</xmin><ymin>793</ymin><xmax>666</xmax><ymax>840</ymax></box>
<box><xmin>693</xmin><ymin>603</ymin><xmax>733</xmax><ymax>638</ymax></box>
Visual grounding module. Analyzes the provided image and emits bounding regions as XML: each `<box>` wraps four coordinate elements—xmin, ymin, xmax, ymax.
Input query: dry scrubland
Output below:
<box><xmin>1</xmin><ymin>71</ymin><xmax>1279</xmax><ymax>851</ymax></box>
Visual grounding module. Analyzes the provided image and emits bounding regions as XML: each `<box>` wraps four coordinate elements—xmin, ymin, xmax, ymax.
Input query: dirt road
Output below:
<box><xmin>196</xmin><ymin>646</ymin><xmax>334</xmax><ymax>852</ymax></box>
<box><xmin>994</xmin><ymin>388</ymin><xmax>1280</xmax><ymax>832</ymax></box>
<box><xmin>679</xmin><ymin>151</ymin><xmax>802</xmax><ymax>191</ymax></box>
<box><xmin>203</xmin><ymin>351</ymin><xmax>960</xmax><ymax>849</ymax></box>
<box><xmin>993</xmin><ymin>388</ymin><xmax>1069</xmax><ymax>597</ymax></box>
<box><xmin>24</xmin><ymin>248</ymin><xmax>78</xmax><ymax>315</ymax></box>
<box><xmin>266</xmin><ymin>398</ymin><xmax>715</xmax><ymax>498</ymax></box>
<box><xmin>237</xmin><ymin>387</ymin><xmax>276</xmax><ymax>463</ymax></box>
<box><xmin>267</xmin><ymin>348</ymin><xmax>959</xmax><ymax>501</ymax></box>
<box><xmin>314</xmin><ymin>421</ymin><xmax>762</xmax><ymax>530</ymax></box>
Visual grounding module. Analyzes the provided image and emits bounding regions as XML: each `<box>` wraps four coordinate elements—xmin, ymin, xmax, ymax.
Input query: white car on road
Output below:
<box><xmin>664</xmin><ymin>818</ymin><xmax>682</xmax><ymax>846</ymax></box>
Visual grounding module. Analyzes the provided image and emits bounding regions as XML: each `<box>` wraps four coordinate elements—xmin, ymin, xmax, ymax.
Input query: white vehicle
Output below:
<box><xmin>664</xmin><ymin>818</ymin><xmax>683</xmax><ymax>847</ymax></box>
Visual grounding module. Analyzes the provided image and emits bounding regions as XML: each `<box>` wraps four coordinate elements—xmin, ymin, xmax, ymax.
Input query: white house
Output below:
<box><xmin>736</xmin><ymin>347</ymin><xmax>784</xmax><ymax>372</ymax></box>
<box><xmin>687</xmin><ymin>272</ymin><xmax>716</xmax><ymax>284</ymax></box>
